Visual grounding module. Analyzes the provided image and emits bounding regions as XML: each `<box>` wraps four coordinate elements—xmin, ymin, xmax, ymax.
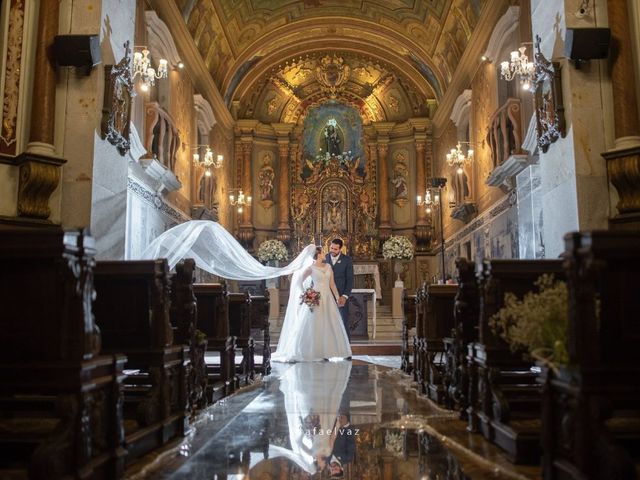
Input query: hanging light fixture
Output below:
<box><xmin>500</xmin><ymin>45</ymin><xmax>535</xmax><ymax>90</ymax></box>
<box><xmin>193</xmin><ymin>146</ymin><xmax>223</xmax><ymax>177</ymax></box>
<box><xmin>132</xmin><ymin>46</ymin><xmax>168</xmax><ymax>91</ymax></box>
<box><xmin>229</xmin><ymin>190</ymin><xmax>252</xmax><ymax>213</ymax></box>
<box><xmin>445</xmin><ymin>142</ymin><xmax>474</xmax><ymax>174</ymax></box>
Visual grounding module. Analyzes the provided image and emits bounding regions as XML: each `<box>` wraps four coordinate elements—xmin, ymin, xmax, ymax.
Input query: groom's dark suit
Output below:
<box><xmin>326</xmin><ymin>252</ymin><xmax>354</xmax><ymax>339</ymax></box>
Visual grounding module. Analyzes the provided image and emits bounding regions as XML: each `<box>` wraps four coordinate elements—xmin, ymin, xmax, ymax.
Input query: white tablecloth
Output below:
<box><xmin>353</xmin><ymin>264</ymin><xmax>382</xmax><ymax>299</ymax></box>
<box><xmin>351</xmin><ymin>288</ymin><xmax>377</xmax><ymax>339</ymax></box>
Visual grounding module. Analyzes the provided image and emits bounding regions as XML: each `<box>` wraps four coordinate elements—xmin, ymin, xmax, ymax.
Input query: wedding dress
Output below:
<box><xmin>274</xmin><ymin>362</ymin><xmax>352</xmax><ymax>474</ymax></box>
<box><xmin>272</xmin><ymin>264</ymin><xmax>352</xmax><ymax>362</ymax></box>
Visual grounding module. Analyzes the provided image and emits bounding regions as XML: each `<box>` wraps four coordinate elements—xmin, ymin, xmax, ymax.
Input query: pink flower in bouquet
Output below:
<box><xmin>300</xmin><ymin>287</ymin><xmax>321</xmax><ymax>310</ymax></box>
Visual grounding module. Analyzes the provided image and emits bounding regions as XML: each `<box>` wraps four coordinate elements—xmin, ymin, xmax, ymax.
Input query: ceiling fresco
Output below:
<box><xmin>174</xmin><ymin>0</ymin><xmax>486</xmax><ymax>118</ymax></box>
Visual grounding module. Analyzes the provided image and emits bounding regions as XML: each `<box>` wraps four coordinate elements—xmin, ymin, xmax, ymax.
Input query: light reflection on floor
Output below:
<box><xmin>128</xmin><ymin>359</ymin><xmax>539</xmax><ymax>480</ymax></box>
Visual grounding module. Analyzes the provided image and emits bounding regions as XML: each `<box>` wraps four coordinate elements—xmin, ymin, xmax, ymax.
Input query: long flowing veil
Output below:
<box><xmin>140</xmin><ymin>220</ymin><xmax>315</xmax><ymax>360</ymax></box>
<box><xmin>140</xmin><ymin>220</ymin><xmax>314</xmax><ymax>279</ymax></box>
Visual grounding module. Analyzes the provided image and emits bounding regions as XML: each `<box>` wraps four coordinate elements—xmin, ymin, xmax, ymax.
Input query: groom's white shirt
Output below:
<box><xmin>330</xmin><ymin>253</ymin><xmax>340</xmax><ymax>265</ymax></box>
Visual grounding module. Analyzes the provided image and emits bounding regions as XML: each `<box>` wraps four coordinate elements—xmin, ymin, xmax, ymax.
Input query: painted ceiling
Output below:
<box><xmin>174</xmin><ymin>0</ymin><xmax>486</xmax><ymax>122</ymax></box>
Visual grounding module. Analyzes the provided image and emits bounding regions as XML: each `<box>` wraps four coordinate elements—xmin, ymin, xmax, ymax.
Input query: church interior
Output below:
<box><xmin>1</xmin><ymin>0</ymin><xmax>639</xmax><ymax>478</ymax></box>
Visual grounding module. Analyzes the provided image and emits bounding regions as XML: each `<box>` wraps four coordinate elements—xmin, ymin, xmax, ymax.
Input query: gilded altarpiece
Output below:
<box><xmin>290</xmin><ymin>156</ymin><xmax>378</xmax><ymax>260</ymax></box>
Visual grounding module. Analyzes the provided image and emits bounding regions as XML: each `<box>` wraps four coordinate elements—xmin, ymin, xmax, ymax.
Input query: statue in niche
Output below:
<box><xmin>198</xmin><ymin>170</ymin><xmax>217</xmax><ymax>209</ymax></box>
<box><xmin>451</xmin><ymin>169</ymin><xmax>470</xmax><ymax>207</ymax></box>
<box><xmin>391</xmin><ymin>154</ymin><xmax>409</xmax><ymax>206</ymax></box>
<box><xmin>258</xmin><ymin>153</ymin><xmax>275</xmax><ymax>208</ymax></box>
<box><xmin>324</xmin><ymin>119</ymin><xmax>342</xmax><ymax>156</ymax></box>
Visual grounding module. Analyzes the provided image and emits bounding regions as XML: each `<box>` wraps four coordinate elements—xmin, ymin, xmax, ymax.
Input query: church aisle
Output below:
<box><xmin>127</xmin><ymin>361</ymin><xmax>540</xmax><ymax>479</ymax></box>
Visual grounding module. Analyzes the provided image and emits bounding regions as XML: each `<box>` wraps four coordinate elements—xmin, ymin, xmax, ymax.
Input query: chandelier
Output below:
<box><xmin>132</xmin><ymin>47</ymin><xmax>168</xmax><ymax>91</ymax></box>
<box><xmin>446</xmin><ymin>142</ymin><xmax>474</xmax><ymax>174</ymax></box>
<box><xmin>193</xmin><ymin>146</ymin><xmax>223</xmax><ymax>176</ymax></box>
<box><xmin>229</xmin><ymin>190</ymin><xmax>252</xmax><ymax>213</ymax></box>
<box><xmin>500</xmin><ymin>45</ymin><xmax>535</xmax><ymax>90</ymax></box>
<box><xmin>417</xmin><ymin>188</ymin><xmax>440</xmax><ymax>214</ymax></box>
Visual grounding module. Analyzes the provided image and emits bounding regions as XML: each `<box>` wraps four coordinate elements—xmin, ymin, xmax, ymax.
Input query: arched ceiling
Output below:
<box><xmin>173</xmin><ymin>0</ymin><xmax>486</xmax><ymax>122</ymax></box>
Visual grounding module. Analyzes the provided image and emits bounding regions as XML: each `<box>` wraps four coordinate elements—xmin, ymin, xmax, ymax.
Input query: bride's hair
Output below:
<box><xmin>313</xmin><ymin>246</ymin><xmax>323</xmax><ymax>259</ymax></box>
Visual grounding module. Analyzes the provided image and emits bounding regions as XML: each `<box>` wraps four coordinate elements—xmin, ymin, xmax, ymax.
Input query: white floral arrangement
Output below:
<box><xmin>382</xmin><ymin>235</ymin><xmax>414</xmax><ymax>261</ymax></box>
<box><xmin>257</xmin><ymin>239</ymin><xmax>288</xmax><ymax>263</ymax></box>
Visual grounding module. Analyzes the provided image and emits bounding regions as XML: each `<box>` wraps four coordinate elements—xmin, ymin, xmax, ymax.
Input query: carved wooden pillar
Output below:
<box><xmin>13</xmin><ymin>0</ymin><xmax>66</xmax><ymax>221</ymax></box>
<box><xmin>603</xmin><ymin>0</ymin><xmax>640</xmax><ymax>226</ymax></box>
<box><xmin>276</xmin><ymin>141</ymin><xmax>291</xmax><ymax>244</ymax></box>
<box><xmin>377</xmin><ymin>141</ymin><xmax>392</xmax><ymax>240</ymax></box>
<box><xmin>239</xmin><ymin>140</ymin><xmax>255</xmax><ymax>248</ymax></box>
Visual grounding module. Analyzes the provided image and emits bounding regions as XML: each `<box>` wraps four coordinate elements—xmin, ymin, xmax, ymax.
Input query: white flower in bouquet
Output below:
<box><xmin>382</xmin><ymin>235</ymin><xmax>414</xmax><ymax>261</ymax></box>
<box><xmin>257</xmin><ymin>239</ymin><xmax>289</xmax><ymax>263</ymax></box>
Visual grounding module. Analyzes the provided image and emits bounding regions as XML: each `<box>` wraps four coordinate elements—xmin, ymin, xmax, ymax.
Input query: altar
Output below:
<box><xmin>353</xmin><ymin>263</ymin><xmax>382</xmax><ymax>299</ymax></box>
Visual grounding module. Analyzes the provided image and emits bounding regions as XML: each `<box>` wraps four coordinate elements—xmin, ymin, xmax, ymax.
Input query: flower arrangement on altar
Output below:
<box><xmin>382</xmin><ymin>235</ymin><xmax>414</xmax><ymax>261</ymax></box>
<box><xmin>300</xmin><ymin>286</ymin><xmax>321</xmax><ymax>311</ymax></box>
<box><xmin>489</xmin><ymin>274</ymin><xmax>569</xmax><ymax>370</ymax></box>
<box><xmin>257</xmin><ymin>239</ymin><xmax>288</xmax><ymax>263</ymax></box>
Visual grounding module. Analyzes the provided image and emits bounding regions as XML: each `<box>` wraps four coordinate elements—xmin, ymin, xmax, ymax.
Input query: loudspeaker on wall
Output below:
<box><xmin>54</xmin><ymin>35</ymin><xmax>101</xmax><ymax>69</ymax></box>
<box><xmin>565</xmin><ymin>28</ymin><xmax>610</xmax><ymax>62</ymax></box>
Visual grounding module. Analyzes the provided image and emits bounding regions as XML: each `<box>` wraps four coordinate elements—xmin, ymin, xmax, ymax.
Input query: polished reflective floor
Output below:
<box><xmin>129</xmin><ymin>359</ymin><xmax>539</xmax><ymax>480</ymax></box>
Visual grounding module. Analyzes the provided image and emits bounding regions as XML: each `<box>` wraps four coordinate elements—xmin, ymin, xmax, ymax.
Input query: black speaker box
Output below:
<box><xmin>565</xmin><ymin>28</ymin><xmax>610</xmax><ymax>61</ymax></box>
<box><xmin>54</xmin><ymin>35</ymin><xmax>101</xmax><ymax>68</ymax></box>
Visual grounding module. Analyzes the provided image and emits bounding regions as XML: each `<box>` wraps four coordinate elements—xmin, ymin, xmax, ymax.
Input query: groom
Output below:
<box><xmin>326</xmin><ymin>238</ymin><xmax>354</xmax><ymax>341</ymax></box>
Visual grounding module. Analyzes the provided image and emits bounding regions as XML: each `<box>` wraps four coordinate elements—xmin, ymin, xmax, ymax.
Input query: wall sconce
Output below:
<box><xmin>193</xmin><ymin>145</ymin><xmax>223</xmax><ymax>176</ymax></box>
<box><xmin>417</xmin><ymin>188</ymin><xmax>440</xmax><ymax>214</ymax></box>
<box><xmin>500</xmin><ymin>45</ymin><xmax>535</xmax><ymax>90</ymax></box>
<box><xmin>132</xmin><ymin>46</ymin><xmax>168</xmax><ymax>91</ymax></box>
<box><xmin>229</xmin><ymin>189</ymin><xmax>252</xmax><ymax>213</ymax></box>
<box><xmin>446</xmin><ymin>142</ymin><xmax>474</xmax><ymax>174</ymax></box>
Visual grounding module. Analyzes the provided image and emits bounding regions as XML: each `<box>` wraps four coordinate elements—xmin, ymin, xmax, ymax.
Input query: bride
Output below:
<box><xmin>272</xmin><ymin>246</ymin><xmax>352</xmax><ymax>363</ymax></box>
<box><xmin>140</xmin><ymin>221</ymin><xmax>351</xmax><ymax>363</ymax></box>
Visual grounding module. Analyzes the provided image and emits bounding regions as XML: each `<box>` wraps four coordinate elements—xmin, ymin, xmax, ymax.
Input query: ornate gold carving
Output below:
<box><xmin>387</xmin><ymin>94</ymin><xmax>400</xmax><ymax>113</ymax></box>
<box><xmin>1</xmin><ymin>0</ymin><xmax>25</xmax><ymax>154</ymax></box>
<box><xmin>101</xmin><ymin>42</ymin><xmax>135</xmax><ymax>156</ymax></box>
<box><xmin>17</xmin><ymin>158</ymin><xmax>62</xmax><ymax>219</ymax></box>
<box><xmin>315</xmin><ymin>55</ymin><xmax>351</xmax><ymax>98</ymax></box>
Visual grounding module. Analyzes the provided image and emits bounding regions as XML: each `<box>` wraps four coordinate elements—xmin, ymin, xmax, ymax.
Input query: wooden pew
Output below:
<box><xmin>228</xmin><ymin>292</ymin><xmax>255</xmax><ymax>386</ymax></box>
<box><xmin>468</xmin><ymin>259</ymin><xmax>564</xmax><ymax>464</ymax></box>
<box><xmin>401</xmin><ymin>291</ymin><xmax>417</xmax><ymax>374</ymax></box>
<box><xmin>170</xmin><ymin>259</ymin><xmax>208</xmax><ymax>411</ymax></box>
<box><xmin>93</xmin><ymin>260</ymin><xmax>188</xmax><ymax>464</ymax></box>
<box><xmin>443</xmin><ymin>258</ymin><xmax>479</xmax><ymax>419</ymax></box>
<box><xmin>420</xmin><ymin>284</ymin><xmax>457</xmax><ymax>404</ymax></box>
<box><xmin>249</xmin><ymin>292</ymin><xmax>271</xmax><ymax>376</ymax></box>
<box><xmin>540</xmin><ymin>231</ymin><xmax>640</xmax><ymax>479</ymax></box>
<box><xmin>0</xmin><ymin>228</ymin><xmax>126</xmax><ymax>479</ymax></box>
<box><xmin>193</xmin><ymin>283</ymin><xmax>237</xmax><ymax>402</ymax></box>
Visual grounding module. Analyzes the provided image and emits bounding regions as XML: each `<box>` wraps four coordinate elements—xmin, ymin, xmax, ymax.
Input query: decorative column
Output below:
<box><xmin>239</xmin><ymin>139</ymin><xmax>255</xmax><ymax>247</ymax></box>
<box><xmin>374</xmin><ymin>122</ymin><xmax>395</xmax><ymax>240</ymax></box>
<box><xmin>14</xmin><ymin>0</ymin><xmax>66</xmax><ymax>221</ymax></box>
<box><xmin>603</xmin><ymin>0</ymin><xmax>640</xmax><ymax>227</ymax></box>
<box><xmin>272</xmin><ymin>123</ymin><xmax>294</xmax><ymax>244</ymax></box>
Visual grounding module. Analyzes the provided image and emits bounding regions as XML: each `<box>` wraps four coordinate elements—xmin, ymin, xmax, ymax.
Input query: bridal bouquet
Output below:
<box><xmin>300</xmin><ymin>287</ymin><xmax>321</xmax><ymax>311</ymax></box>
<box><xmin>257</xmin><ymin>239</ymin><xmax>288</xmax><ymax>263</ymax></box>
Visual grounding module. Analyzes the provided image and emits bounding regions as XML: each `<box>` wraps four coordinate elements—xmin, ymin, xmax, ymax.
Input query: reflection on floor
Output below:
<box><xmin>128</xmin><ymin>359</ymin><xmax>540</xmax><ymax>480</ymax></box>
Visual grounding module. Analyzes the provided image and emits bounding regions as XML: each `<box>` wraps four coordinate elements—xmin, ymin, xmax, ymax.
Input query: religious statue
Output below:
<box><xmin>324</xmin><ymin>121</ymin><xmax>341</xmax><ymax>156</ymax></box>
<box><xmin>452</xmin><ymin>169</ymin><xmax>470</xmax><ymax>207</ymax></box>
<box><xmin>323</xmin><ymin>185</ymin><xmax>346</xmax><ymax>231</ymax></box>
<box><xmin>258</xmin><ymin>153</ymin><xmax>275</xmax><ymax>208</ymax></box>
<box><xmin>391</xmin><ymin>155</ymin><xmax>409</xmax><ymax>206</ymax></box>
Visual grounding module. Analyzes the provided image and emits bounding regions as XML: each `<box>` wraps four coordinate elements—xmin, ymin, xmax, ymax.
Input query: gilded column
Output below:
<box><xmin>15</xmin><ymin>0</ymin><xmax>65</xmax><ymax>221</ymax></box>
<box><xmin>603</xmin><ymin>0</ymin><xmax>640</xmax><ymax>225</ymax></box>
<box><xmin>276</xmin><ymin>141</ymin><xmax>291</xmax><ymax>243</ymax></box>
<box><xmin>239</xmin><ymin>140</ymin><xmax>255</xmax><ymax>248</ymax></box>
<box><xmin>377</xmin><ymin>141</ymin><xmax>392</xmax><ymax>240</ymax></box>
